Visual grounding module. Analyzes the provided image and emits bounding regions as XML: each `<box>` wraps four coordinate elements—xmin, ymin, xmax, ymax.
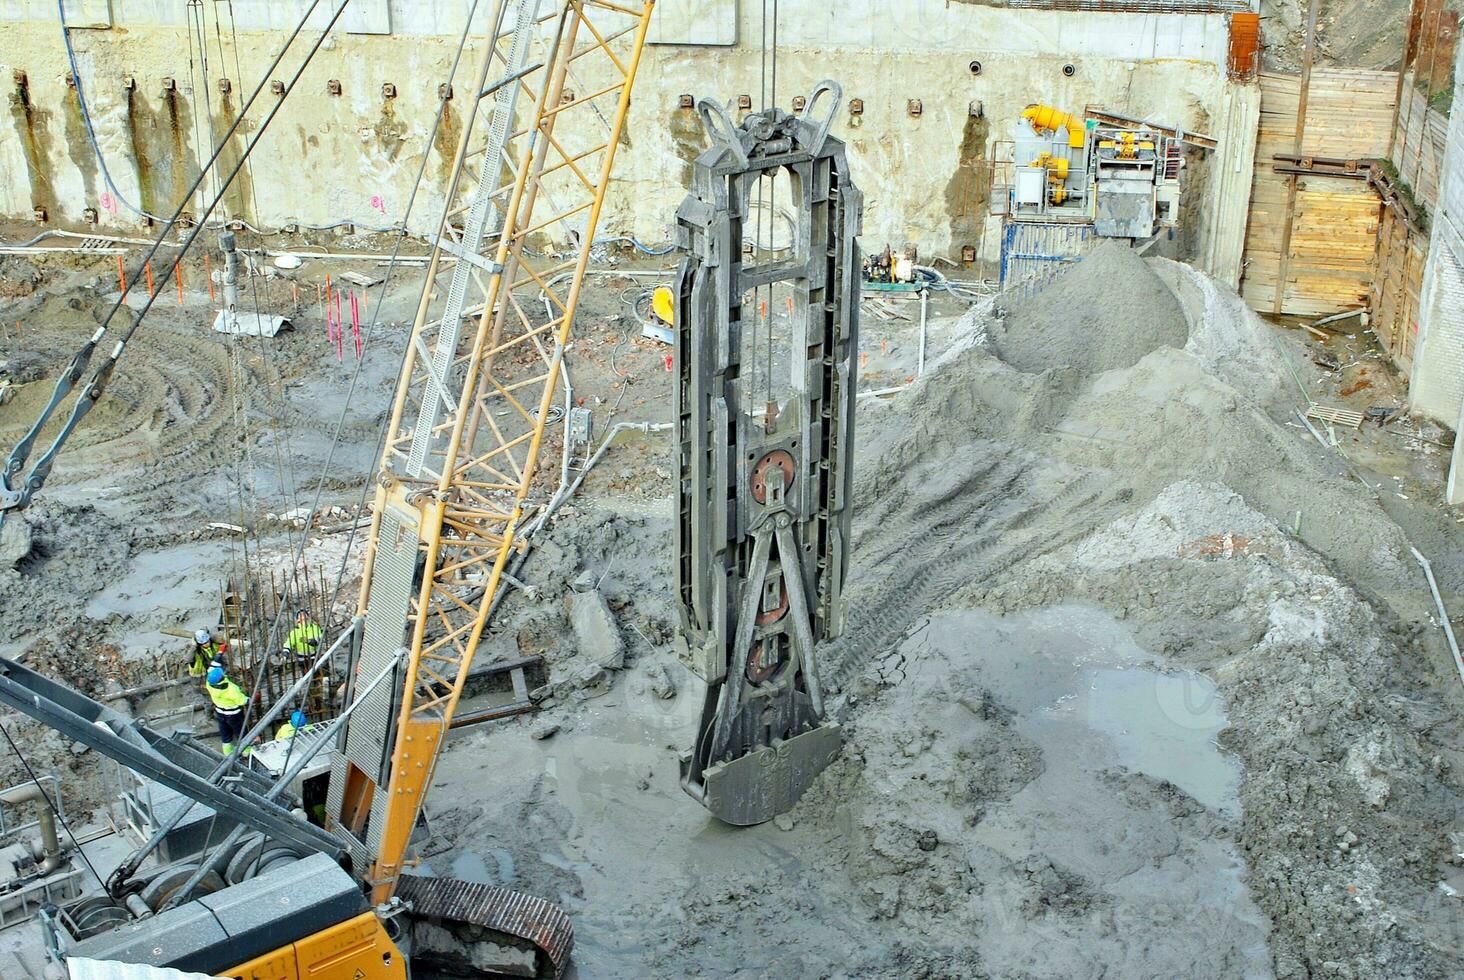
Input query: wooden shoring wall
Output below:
<box><xmin>1371</xmin><ymin>205</ymin><xmax>1428</xmax><ymax>371</ymax></box>
<box><xmin>1240</xmin><ymin>69</ymin><xmax>1398</xmax><ymax>317</ymax></box>
<box><xmin>1392</xmin><ymin>80</ymin><xmax>1452</xmax><ymax>208</ymax></box>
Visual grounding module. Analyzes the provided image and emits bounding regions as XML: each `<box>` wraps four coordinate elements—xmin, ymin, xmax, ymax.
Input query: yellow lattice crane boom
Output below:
<box><xmin>327</xmin><ymin>0</ymin><xmax>655</xmax><ymax>906</ymax></box>
<box><xmin>0</xmin><ymin>4</ymin><xmax>656</xmax><ymax>979</ymax></box>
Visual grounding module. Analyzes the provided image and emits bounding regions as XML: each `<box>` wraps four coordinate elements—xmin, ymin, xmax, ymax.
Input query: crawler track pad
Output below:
<box><xmin>692</xmin><ymin>722</ymin><xmax>842</xmax><ymax>826</ymax></box>
<box><xmin>397</xmin><ymin>873</ymin><xmax>573</xmax><ymax>978</ymax></box>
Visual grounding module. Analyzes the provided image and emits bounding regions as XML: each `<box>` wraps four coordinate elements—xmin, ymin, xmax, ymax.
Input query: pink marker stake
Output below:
<box><xmin>351</xmin><ymin>290</ymin><xmax>362</xmax><ymax>359</ymax></box>
<box><xmin>334</xmin><ymin>289</ymin><xmax>344</xmax><ymax>360</ymax></box>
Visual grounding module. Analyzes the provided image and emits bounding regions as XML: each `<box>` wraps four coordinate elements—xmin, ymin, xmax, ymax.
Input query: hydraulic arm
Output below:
<box><xmin>675</xmin><ymin>83</ymin><xmax>862</xmax><ymax>825</ymax></box>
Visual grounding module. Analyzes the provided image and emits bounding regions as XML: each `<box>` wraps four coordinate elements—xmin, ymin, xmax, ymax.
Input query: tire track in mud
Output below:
<box><xmin>825</xmin><ymin>439</ymin><xmax>1128</xmax><ymax>699</ymax></box>
<box><xmin>17</xmin><ymin>337</ymin><xmax>250</xmax><ymax>504</ymax></box>
<box><xmin>0</xmin><ymin>287</ymin><xmax>290</xmax><ymax>515</ymax></box>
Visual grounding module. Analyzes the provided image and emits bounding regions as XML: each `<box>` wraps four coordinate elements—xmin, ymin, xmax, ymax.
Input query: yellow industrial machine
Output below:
<box><xmin>0</xmin><ymin>3</ymin><xmax>656</xmax><ymax>978</ymax></box>
<box><xmin>1007</xmin><ymin>102</ymin><xmax>1212</xmax><ymax>238</ymax></box>
<box><xmin>1022</xmin><ymin>103</ymin><xmax>1087</xmax><ymax>148</ymax></box>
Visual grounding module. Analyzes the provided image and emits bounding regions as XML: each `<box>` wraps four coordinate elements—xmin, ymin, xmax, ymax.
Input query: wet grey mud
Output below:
<box><xmin>413</xmin><ymin>245</ymin><xmax>1464</xmax><ymax>977</ymax></box>
<box><xmin>4</xmin><ymin>240</ymin><xmax>1464</xmax><ymax>978</ymax></box>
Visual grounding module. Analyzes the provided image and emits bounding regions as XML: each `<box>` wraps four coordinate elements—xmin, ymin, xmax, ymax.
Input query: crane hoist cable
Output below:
<box><xmin>328</xmin><ymin>0</ymin><xmax>659</xmax><ymax>904</ymax></box>
<box><xmin>138</xmin><ymin>0</ymin><xmax>488</xmax><ymax>905</ymax></box>
<box><xmin>0</xmin><ymin>0</ymin><xmax>350</xmax><ymax>531</ymax></box>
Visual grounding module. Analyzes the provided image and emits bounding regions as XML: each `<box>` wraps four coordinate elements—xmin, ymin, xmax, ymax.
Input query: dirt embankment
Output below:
<box><xmin>421</xmin><ymin>245</ymin><xmax>1464</xmax><ymax>978</ymax></box>
<box><xmin>806</xmin><ymin>245</ymin><xmax>1464</xmax><ymax>977</ymax></box>
<box><xmin>1262</xmin><ymin>0</ymin><xmax>1412</xmax><ymax>72</ymax></box>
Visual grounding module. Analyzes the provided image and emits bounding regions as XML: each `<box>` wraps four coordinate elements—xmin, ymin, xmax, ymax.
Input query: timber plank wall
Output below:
<box><xmin>1240</xmin><ymin>69</ymin><xmax>1398</xmax><ymax>318</ymax></box>
<box><xmin>1373</xmin><ymin>76</ymin><xmax>1451</xmax><ymax>373</ymax></box>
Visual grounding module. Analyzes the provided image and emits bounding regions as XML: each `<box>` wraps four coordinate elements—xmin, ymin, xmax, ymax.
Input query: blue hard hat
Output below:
<box><xmin>206</xmin><ymin>667</ymin><xmax>225</xmax><ymax>685</ymax></box>
<box><xmin>290</xmin><ymin>710</ymin><xmax>306</xmax><ymax>728</ymax></box>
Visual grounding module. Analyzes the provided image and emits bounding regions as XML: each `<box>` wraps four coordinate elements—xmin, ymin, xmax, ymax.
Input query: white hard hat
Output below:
<box><xmin>194</xmin><ymin>629</ymin><xmax>212</xmax><ymax>645</ymax></box>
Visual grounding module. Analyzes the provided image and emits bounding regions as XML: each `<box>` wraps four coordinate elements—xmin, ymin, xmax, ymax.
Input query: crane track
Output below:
<box><xmin>398</xmin><ymin>873</ymin><xmax>574</xmax><ymax>979</ymax></box>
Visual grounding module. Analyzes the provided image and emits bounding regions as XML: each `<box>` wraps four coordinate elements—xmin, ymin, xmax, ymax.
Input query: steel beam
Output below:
<box><xmin>0</xmin><ymin>658</ymin><xmax>344</xmax><ymax>860</ymax></box>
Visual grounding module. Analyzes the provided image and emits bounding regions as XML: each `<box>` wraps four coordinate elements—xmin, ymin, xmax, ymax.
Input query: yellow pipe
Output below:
<box><xmin>1022</xmin><ymin>103</ymin><xmax>1086</xmax><ymax>148</ymax></box>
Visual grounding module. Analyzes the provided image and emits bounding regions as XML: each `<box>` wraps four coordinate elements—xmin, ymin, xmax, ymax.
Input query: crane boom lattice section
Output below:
<box><xmin>326</xmin><ymin>0</ymin><xmax>655</xmax><ymax>903</ymax></box>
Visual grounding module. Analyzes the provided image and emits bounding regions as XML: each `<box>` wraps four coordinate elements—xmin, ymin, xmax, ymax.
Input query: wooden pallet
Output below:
<box><xmin>1307</xmin><ymin>404</ymin><xmax>1366</xmax><ymax>428</ymax></box>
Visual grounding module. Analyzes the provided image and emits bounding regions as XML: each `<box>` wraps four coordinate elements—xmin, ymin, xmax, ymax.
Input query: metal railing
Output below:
<box><xmin>0</xmin><ymin>865</ymin><xmax>86</xmax><ymax>932</ymax></box>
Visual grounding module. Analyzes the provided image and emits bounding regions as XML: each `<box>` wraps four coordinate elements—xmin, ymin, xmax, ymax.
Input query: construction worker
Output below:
<box><xmin>187</xmin><ymin>629</ymin><xmax>227</xmax><ymax>677</ymax></box>
<box><xmin>285</xmin><ymin>610</ymin><xmax>323</xmax><ymax>658</ymax></box>
<box><xmin>275</xmin><ymin>709</ymin><xmax>307</xmax><ymax>742</ymax></box>
<box><xmin>205</xmin><ymin>666</ymin><xmax>250</xmax><ymax>756</ymax></box>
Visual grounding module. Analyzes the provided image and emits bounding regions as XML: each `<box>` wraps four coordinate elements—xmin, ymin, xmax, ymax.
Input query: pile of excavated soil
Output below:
<box><xmin>991</xmin><ymin>240</ymin><xmax>1188</xmax><ymax>375</ymax></box>
<box><xmin>1261</xmin><ymin>0</ymin><xmax>1408</xmax><ymax>72</ymax></box>
<box><xmin>802</xmin><ymin>257</ymin><xmax>1464</xmax><ymax>977</ymax></box>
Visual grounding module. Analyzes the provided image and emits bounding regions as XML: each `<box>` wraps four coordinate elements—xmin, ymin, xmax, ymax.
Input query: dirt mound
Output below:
<box><xmin>1262</xmin><ymin>0</ymin><xmax>1409</xmax><ymax>72</ymax></box>
<box><xmin>805</xmin><ymin>259</ymin><xmax>1463</xmax><ymax>978</ymax></box>
<box><xmin>991</xmin><ymin>241</ymin><xmax>1188</xmax><ymax>375</ymax></box>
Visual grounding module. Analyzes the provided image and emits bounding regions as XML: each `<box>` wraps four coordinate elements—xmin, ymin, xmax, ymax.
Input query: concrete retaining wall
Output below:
<box><xmin>1</xmin><ymin>3</ymin><xmax>1257</xmax><ymax>277</ymax></box>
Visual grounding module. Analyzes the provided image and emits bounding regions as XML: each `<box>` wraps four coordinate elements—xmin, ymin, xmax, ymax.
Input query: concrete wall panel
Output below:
<box><xmin>651</xmin><ymin>0</ymin><xmax>737</xmax><ymax>46</ymax></box>
<box><xmin>59</xmin><ymin>0</ymin><xmax>111</xmax><ymax>30</ymax></box>
<box><xmin>1411</xmin><ymin>50</ymin><xmax>1464</xmax><ymax>444</ymax></box>
<box><xmin>0</xmin><ymin>4</ymin><xmax>1253</xmax><ymax>279</ymax></box>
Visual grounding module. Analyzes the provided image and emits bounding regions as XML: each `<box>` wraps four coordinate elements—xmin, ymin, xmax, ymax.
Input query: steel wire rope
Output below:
<box><xmin>78</xmin><ymin>0</ymin><xmax>361</xmax><ymax>899</ymax></box>
<box><xmin>184</xmin><ymin>3</ymin><xmax>215</xmax><ymax>215</ymax></box>
<box><xmin>215</xmin><ymin>0</ymin><xmax>308</xmax><ymax>592</ymax></box>
<box><xmin>192</xmin><ymin>2</ymin><xmax>226</xmax><ymax>218</ymax></box>
<box><xmin>313</xmin><ymin>0</ymin><xmax>523</xmax><ymax>619</ymax></box>
<box><xmin>181</xmin><ymin>6</ymin><xmax>491</xmax><ymax>895</ymax></box>
<box><xmin>243</xmin><ymin>259</ymin><xmax>310</xmax><ymax>595</ymax></box>
<box><xmin>223</xmin><ymin>120</ymin><xmax>306</xmax><ymax>605</ymax></box>
<box><xmin>5</xmin><ymin>0</ymin><xmax>337</xmax><ymax>523</ymax></box>
<box><xmin>222</xmin><ymin>0</ymin><xmax>267</xmax><ymax>228</ymax></box>
<box><xmin>199</xmin><ymin>0</ymin><xmax>490</xmax><ymax>897</ymax></box>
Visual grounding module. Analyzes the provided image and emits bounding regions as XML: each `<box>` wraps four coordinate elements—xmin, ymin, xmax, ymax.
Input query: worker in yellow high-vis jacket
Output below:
<box><xmin>205</xmin><ymin>666</ymin><xmax>250</xmax><ymax>756</ymax></box>
<box><xmin>285</xmin><ymin>610</ymin><xmax>323</xmax><ymax>658</ymax></box>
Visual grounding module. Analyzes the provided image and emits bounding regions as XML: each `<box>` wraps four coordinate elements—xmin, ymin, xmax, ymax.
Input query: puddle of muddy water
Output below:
<box><xmin>920</xmin><ymin>604</ymin><xmax>1243</xmax><ymax>816</ymax></box>
<box><xmin>907</xmin><ymin>605</ymin><xmax>1269</xmax><ymax>977</ymax></box>
<box><xmin>1082</xmin><ymin>665</ymin><xmax>1239</xmax><ymax>815</ymax></box>
<box><xmin>430</xmin><ymin>604</ymin><xmax>1267</xmax><ymax>977</ymax></box>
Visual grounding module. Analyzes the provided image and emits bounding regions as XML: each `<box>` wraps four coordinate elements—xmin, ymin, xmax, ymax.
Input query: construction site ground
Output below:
<box><xmin>3</xmin><ymin>230</ymin><xmax>1464</xmax><ymax>978</ymax></box>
